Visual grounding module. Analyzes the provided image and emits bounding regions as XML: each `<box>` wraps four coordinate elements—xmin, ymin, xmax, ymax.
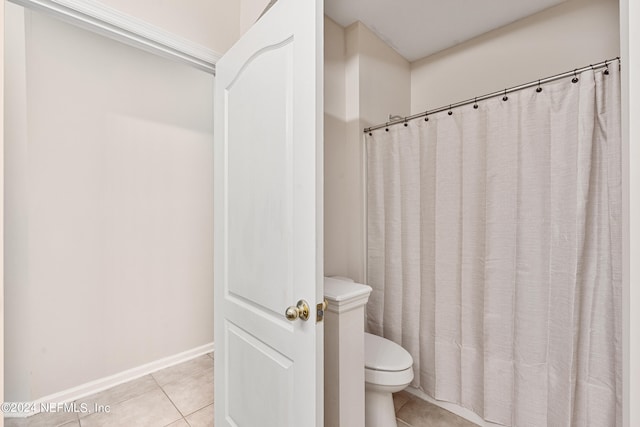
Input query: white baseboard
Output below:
<box><xmin>404</xmin><ymin>386</ymin><xmax>503</xmax><ymax>427</ymax></box>
<box><xmin>5</xmin><ymin>342</ymin><xmax>214</xmax><ymax>418</ymax></box>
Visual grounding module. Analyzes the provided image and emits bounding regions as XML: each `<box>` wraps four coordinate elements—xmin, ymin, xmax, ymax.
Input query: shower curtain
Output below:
<box><xmin>366</xmin><ymin>65</ymin><xmax>621</xmax><ymax>427</ymax></box>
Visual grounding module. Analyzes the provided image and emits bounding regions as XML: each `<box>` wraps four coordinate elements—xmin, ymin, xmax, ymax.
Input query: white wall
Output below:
<box><xmin>352</xmin><ymin>22</ymin><xmax>411</xmax><ymax>129</ymax></box>
<box><xmin>323</xmin><ymin>20</ymin><xmax>410</xmax><ymax>282</ymax></box>
<box><xmin>5</xmin><ymin>5</ymin><xmax>214</xmax><ymax>401</ymax></box>
<box><xmin>97</xmin><ymin>0</ymin><xmax>239</xmax><ymax>54</ymax></box>
<box><xmin>410</xmin><ymin>0</ymin><xmax>620</xmax><ymax>113</ymax></box>
<box><xmin>324</xmin><ymin>17</ymin><xmax>348</xmax><ymax>280</ymax></box>
<box><xmin>239</xmin><ymin>0</ymin><xmax>270</xmax><ymax>35</ymax></box>
<box><xmin>347</xmin><ymin>22</ymin><xmax>411</xmax><ymax>283</ymax></box>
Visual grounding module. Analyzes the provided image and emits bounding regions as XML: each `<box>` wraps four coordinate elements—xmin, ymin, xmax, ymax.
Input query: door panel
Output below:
<box><xmin>226</xmin><ymin>322</ymin><xmax>293</xmax><ymax>425</ymax></box>
<box><xmin>214</xmin><ymin>0</ymin><xmax>323</xmax><ymax>426</ymax></box>
<box><xmin>226</xmin><ymin>40</ymin><xmax>293</xmax><ymax>317</ymax></box>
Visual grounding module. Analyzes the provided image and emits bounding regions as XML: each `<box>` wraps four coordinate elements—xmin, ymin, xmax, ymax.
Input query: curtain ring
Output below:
<box><xmin>473</xmin><ymin>97</ymin><xmax>479</xmax><ymax>109</ymax></box>
<box><xmin>404</xmin><ymin>119</ymin><xmax>408</xmax><ymax>127</ymax></box>
<box><xmin>572</xmin><ymin>69</ymin><xmax>579</xmax><ymax>83</ymax></box>
<box><xmin>424</xmin><ymin>111</ymin><xmax>429</xmax><ymax>121</ymax></box>
<box><xmin>448</xmin><ymin>105</ymin><xmax>453</xmax><ymax>115</ymax></box>
<box><xmin>604</xmin><ymin>62</ymin><xmax>610</xmax><ymax>75</ymax></box>
<box><xmin>502</xmin><ymin>89</ymin><xmax>508</xmax><ymax>101</ymax></box>
<box><xmin>536</xmin><ymin>80</ymin><xmax>542</xmax><ymax>93</ymax></box>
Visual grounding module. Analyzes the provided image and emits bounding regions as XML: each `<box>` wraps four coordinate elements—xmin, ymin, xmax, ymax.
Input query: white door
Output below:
<box><xmin>213</xmin><ymin>0</ymin><xmax>323</xmax><ymax>426</ymax></box>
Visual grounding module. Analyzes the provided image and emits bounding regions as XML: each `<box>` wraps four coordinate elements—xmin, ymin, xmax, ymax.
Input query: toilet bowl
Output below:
<box><xmin>364</xmin><ymin>332</ymin><xmax>414</xmax><ymax>427</ymax></box>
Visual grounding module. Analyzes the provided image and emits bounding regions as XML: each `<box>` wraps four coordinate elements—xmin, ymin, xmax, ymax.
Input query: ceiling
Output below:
<box><xmin>324</xmin><ymin>0</ymin><xmax>567</xmax><ymax>62</ymax></box>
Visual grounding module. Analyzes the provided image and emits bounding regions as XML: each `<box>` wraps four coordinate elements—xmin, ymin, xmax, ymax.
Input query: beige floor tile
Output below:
<box><xmin>80</xmin><ymin>388</ymin><xmax>181</xmax><ymax>427</ymax></box>
<box><xmin>162</xmin><ymin>367</ymin><xmax>214</xmax><ymax>416</ymax></box>
<box><xmin>164</xmin><ymin>419</ymin><xmax>190</xmax><ymax>427</ymax></box>
<box><xmin>185</xmin><ymin>404</ymin><xmax>214</xmax><ymax>427</ymax></box>
<box><xmin>396</xmin><ymin>397</ymin><xmax>478</xmax><ymax>427</ymax></box>
<box><xmin>4</xmin><ymin>418</ymin><xmax>28</xmax><ymax>427</ymax></box>
<box><xmin>4</xmin><ymin>417</ymin><xmax>27</xmax><ymax>427</ymax></box>
<box><xmin>152</xmin><ymin>355</ymin><xmax>214</xmax><ymax>387</ymax></box>
<box><xmin>4</xmin><ymin>409</ymin><xmax>78</xmax><ymax>427</ymax></box>
<box><xmin>393</xmin><ymin>391</ymin><xmax>412</xmax><ymax>413</ymax></box>
<box><xmin>397</xmin><ymin>420</ymin><xmax>412</xmax><ymax>427</ymax></box>
<box><xmin>76</xmin><ymin>375</ymin><xmax>159</xmax><ymax>417</ymax></box>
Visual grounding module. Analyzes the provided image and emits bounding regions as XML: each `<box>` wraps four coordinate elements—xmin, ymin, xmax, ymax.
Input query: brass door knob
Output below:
<box><xmin>285</xmin><ymin>300</ymin><xmax>310</xmax><ymax>321</ymax></box>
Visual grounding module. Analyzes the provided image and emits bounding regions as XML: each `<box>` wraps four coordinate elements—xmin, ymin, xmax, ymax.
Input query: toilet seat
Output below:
<box><xmin>365</xmin><ymin>366</ymin><xmax>414</xmax><ymax>387</ymax></box>
<box><xmin>364</xmin><ymin>333</ymin><xmax>413</xmax><ymax>372</ymax></box>
<box><xmin>364</xmin><ymin>333</ymin><xmax>414</xmax><ymax>387</ymax></box>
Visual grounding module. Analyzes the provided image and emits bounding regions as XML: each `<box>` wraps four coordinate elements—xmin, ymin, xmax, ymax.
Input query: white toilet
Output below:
<box><xmin>324</xmin><ymin>275</ymin><xmax>413</xmax><ymax>427</ymax></box>
<box><xmin>364</xmin><ymin>332</ymin><xmax>414</xmax><ymax>427</ymax></box>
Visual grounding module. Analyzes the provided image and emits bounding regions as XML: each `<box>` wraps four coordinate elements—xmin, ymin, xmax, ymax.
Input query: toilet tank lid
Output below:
<box><xmin>364</xmin><ymin>333</ymin><xmax>413</xmax><ymax>372</ymax></box>
<box><xmin>324</xmin><ymin>277</ymin><xmax>372</xmax><ymax>302</ymax></box>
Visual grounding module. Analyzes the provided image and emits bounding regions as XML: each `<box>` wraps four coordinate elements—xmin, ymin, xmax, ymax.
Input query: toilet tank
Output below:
<box><xmin>323</xmin><ymin>276</ymin><xmax>372</xmax><ymax>427</ymax></box>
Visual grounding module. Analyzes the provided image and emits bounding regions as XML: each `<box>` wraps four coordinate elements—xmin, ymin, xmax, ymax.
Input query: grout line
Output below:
<box><xmin>158</xmin><ymin>384</ymin><xmax>187</xmax><ymax>418</ymax></box>
<box><xmin>153</xmin><ymin>357</ymin><xmax>214</xmax><ymax>419</ymax></box>
<box><xmin>162</xmin><ymin>416</ymin><xmax>190</xmax><ymax>427</ymax></box>
<box><xmin>151</xmin><ymin>373</ymin><xmax>162</xmax><ymax>387</ymax></box>
<box><xmin>394</xmin><ymin>392</ymin><xmax>413</xmax><ymax>414</ymax></box>
<box><xmin>77</xmin><ymin>374</ymin><xmax>161</xmax><ymax>419</ymax></box>
<box><xmin>397</xmin><ymin>391</ymin><xmax>481</xmax><ymax>427</ymax></box>
<box><xmin>180</xmin><ymin>399</ymin><xmax>214</xmax><ymax>421</ymax></box>
<box><xmin>81</xmin><ymin>386</ymin><xmax>167</xmax><ymax>424</ymax></box>
<box><xmin>22</xmin><ymin>367</ymin><xmax>202</xmax><ymax>427</ymax></box>
<box><xmin>152</xmin><ymin>355</ymin><xmax>214</xmax><ymax>388</ymax></box>
<box><xmin>183</xmin><ymin>402</ymin><xmax>214</xmax><ymax>420</ymax></box>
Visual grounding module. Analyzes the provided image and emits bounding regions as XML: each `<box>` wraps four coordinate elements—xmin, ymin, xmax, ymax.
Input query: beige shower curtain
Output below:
<box><xmin>366</xmin><ymin>65</ymin><xmax>621</xmax><ymax>426</ymax></box>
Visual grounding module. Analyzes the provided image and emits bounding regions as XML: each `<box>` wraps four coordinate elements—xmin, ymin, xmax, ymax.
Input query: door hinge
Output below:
<box><xmin>316</xmin><ymin>299</ymin><xmax>328</xmax><ymax>323</ymax></box>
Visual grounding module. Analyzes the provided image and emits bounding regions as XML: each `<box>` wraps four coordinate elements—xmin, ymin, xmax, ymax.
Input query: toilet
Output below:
<box><xmin>324</xmin><ymin>275</ymin><xmax>413</xmax><ymax>427</ymax></box>
<box><xmin>364</xmin><ymin>332</ymin><xmax>414</xmax><ymax>427</ymax></box>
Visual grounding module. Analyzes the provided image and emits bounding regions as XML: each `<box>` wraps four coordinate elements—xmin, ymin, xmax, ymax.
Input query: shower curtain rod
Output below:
<box><xmin>364</xmin><ymin>57</ymin><xmax>620</xmax><ymax>134</ymax></box>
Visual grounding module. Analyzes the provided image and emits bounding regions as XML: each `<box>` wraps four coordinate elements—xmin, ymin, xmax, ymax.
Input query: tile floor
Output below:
<box><xmin>5</xmin><ymin>354</ymin><xmax>476</xmax><ymax>427</ymax></box>
<box><xmin>393</xmin><ymin>390</ymin><xmax>479</xmax><ymax>427</ymax></box>
<box><xmin>4</xmin><ymin>353</ymin><xmax>214</xmax><ymax>427</ymax></box>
